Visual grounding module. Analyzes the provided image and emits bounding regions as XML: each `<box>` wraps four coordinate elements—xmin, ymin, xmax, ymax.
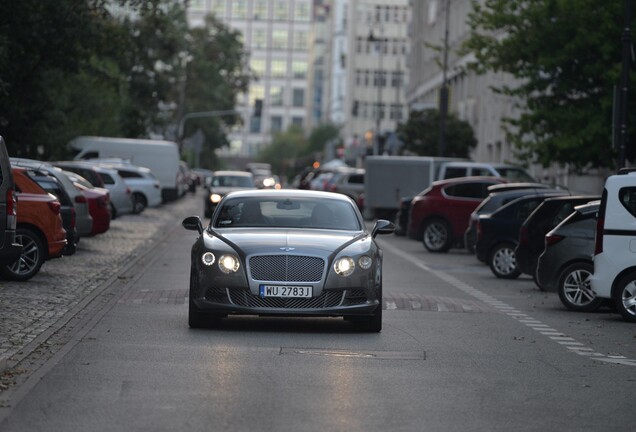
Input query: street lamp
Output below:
<box><xmin>368</xmin><ymin>29</ymin><xmax>385</xmax><ymax>156</ymax></box>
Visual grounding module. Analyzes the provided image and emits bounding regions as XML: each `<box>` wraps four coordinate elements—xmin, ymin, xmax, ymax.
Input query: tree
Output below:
<box><xmin>461</xmin><ymin>0</ymin><xmax>636</xmax><ymax>170</ymax></box>
<box><xmin>257</xmin><ymin>125</ymin><xmax>308</xmax><ymax>179</ymax></box>
<box><xmin>397</xmin><ymin>109</ymin><xmax>477</xmax><ymax>158</ymax></box>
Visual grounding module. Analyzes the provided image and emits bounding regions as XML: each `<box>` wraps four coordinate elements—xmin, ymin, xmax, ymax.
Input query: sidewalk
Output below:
<box><xmin>0</xmin><ymin>190</ymin><xmax>202</xmax><ymax>372</ymax></box>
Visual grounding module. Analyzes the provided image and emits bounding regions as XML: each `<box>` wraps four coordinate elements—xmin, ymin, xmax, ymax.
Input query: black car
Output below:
<box><xmin>0</xmin><ymin>136</ymin><xmax>21</xmax><ymax>265</ymax></box>
<box><xmin>475</xmin><ymin>191</ymin><xmax>568</xmax><ymax>278</ymax></box>
<box><xmin>464</xmin><ymin>185</ymin><xmax>559</xmax><ymax>253</ymax></box>
<box><xmin>515</xmin><ymin>195</ymin><xmax>599</xmax><ymax>286</ymax></box>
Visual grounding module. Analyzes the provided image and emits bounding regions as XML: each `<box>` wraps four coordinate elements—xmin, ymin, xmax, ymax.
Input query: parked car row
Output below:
<box><xmin>0</xmin><ymin>137</ymin><xmax>193</xmax><ymax>281</ymax></box>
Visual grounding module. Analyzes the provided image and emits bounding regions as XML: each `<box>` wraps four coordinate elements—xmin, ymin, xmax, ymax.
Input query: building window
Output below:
<box><xmin>250</xmin><ymin>59</ymin><xmax>266</xmax><ymax>78</ymax></box>
<box><xmin>271</xmin><ymin>60</ymin><xmax>287</xmax><ymax>78</ymax></box>
<box><xmin>274</xmin><ymin>0</ymin><xmax>288</xmax><ymax>20</ymax></box>
<box><xmin>292</xmin><ymin>88</ymin><xmax>305</xmax><ymax>107</ymax></box>
<box><xmin>271</xmin><ymin>116</ymin><xmax>283</xmax><ymax>132</ymax></box>
<box><xmin>253</xmin><ymin>0</ymin><xmax>268</xmax><ymax>19</ymax></box>
<box><xmin>232</xmin><ymin>0</ymin><xmax>247</xmax><ymax>18</ymax></box>
<box><xmin>292</xmin><ymin>116</ymin><xmax>304</xmax><ymax>127</ymax></box>
<box><xmin>293</xmin><ymin>31</ymin><xmax>308</xmax><ymax>50</ymax></box>
<box><xmin>190</xmin><ymin>0</ymin><xmax>206</xmax><ymax>12</ymax></box>
<box><xmin>294</xmin><ymin>1</ymin><xmax>310</xmax><ymax>21</ymax></box>
<box><xmin>249</xmin><ymin>85</ymin><xmax>265</xmax><ymax>105</ymax></box>
<box><xmin>272</xmin><ymin>29</ymin><xmax>288</xmax><ymax>50</ymax></box>
<box><xmin>373</xmin><ymin>70</ymin><xmax>387</xmax><ymax>87</ymax></box>
<box><xmin>270</xmin><ymin>86</ymin><xmax>284</xmax><ymax>106</ymax></box>
<box><xmin>391</xmin><ymin>71</ymin><xmax>404</xmax><ymax>87</ymax></box>
<box><xmin>252</xmin><ymin>29</ymin><xmax>267</xmax><ymax>49</ymax></box>
<box><xmin>390</xmin><ymin>104</ymin><xmax>404</xmax><ymax>120</ymax></box>
<box><xmin>292</xmin><ymin>61</ymin><xmax>307</xmax><ymax>79</ymax></box>
<box><xmin>211</xmin><ymin>0</ymin><xmax>226</xmax><ymax>16</ymax></box>
<box><xmin>250</xmin><ymin>116</ymin><xmax>262</xmax><ymax>133</ymax></box>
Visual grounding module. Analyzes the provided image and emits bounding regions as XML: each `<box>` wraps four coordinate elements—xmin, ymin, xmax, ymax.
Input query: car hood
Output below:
<box><xmin>210</xmin><ymin>229</ymin><xmax>364</xmax><ymax>257</ymax></box>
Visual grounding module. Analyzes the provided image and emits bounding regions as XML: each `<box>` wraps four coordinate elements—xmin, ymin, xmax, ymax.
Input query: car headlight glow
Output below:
<box><xmin>210</xmin><ymin>193</ymin><xmax>222</xmax><ymax>203</ymax></box>
<box><xmin>358</xmin><ymin>255</ymin><xmax>373</xmax><ymax>270</ymax></box>
<box><xmin>219</xmin><ymin>254</ymin><xmax>240</xmax><ymax>273</ymax></box>
<box><xmin>334</xmin><ymin>257</ymin><xmax>355</xmax><ymax>277</ymax></box>
<box><xmin>201</xmin><ymin>252</ymin><xmax>215</xmax><ymax>266</ymax></box>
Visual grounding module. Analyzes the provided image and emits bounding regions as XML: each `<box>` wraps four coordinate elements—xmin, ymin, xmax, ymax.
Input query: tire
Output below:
<box><xmin>0</xmin><ymin>228</ymin><xmax>46</xmax><ymax>281</ymax></box>
<box><xmin>613</xmin><ymin>271</ymin><xmax>636</xmax><ymax>322</ymax></box>
<box><xmin>132</xmin><ymin>193</ymin><xmax>147</xmax><ymax>214</ymax></box>
<box><xmin>188</xmin><ymin>268</ymin><xmax>222</xmax><ymax>329</ymax></box>
<box><xmin>109</xmin><ymin>203</ymin><xmax>117</xmax><ymax>220</ymax></box>
<box><xmin>557</xmin><ymin>262</ymin><xmax>602</xmax><ymax>312</ymax></box>
<box><xmin>489</xmin><ymin>243</ymin><xmax>521</xmax><ymax>279</ymax></box>
<box><xmin>422</xmin><ymin>219</ymin><xmax>452</xmax><ymax>253</ymax></box>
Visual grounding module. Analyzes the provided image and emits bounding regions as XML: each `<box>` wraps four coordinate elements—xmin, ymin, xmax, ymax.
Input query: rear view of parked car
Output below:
<box><xmin>536</xmin><ymin>201</ymin><xmax>601</xmax><ymax>312</ymax></box>
<box><xmin>64</xmin><ymin>171</ymin><xmax>111</xmax><ymax>236</ymax></box>
<box><xmin>2</xmin><ymin>167</ymin><xmax>67</xmax><ymax>281</ymax></box>
<box><xmin>0</xmin><ymin>137</ymin><xmax>21</xmax><ymax>266</ymax></box>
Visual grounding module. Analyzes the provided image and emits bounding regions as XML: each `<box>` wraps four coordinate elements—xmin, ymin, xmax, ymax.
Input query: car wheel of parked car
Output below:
<box><xmin>132</xmin><ymin>193</ymin><xmax>147</xmax><ymax>214</ymax></box>
<box><xmin>422</xmin><ymin>219</ymin><xmax>452</xmax><ymax>253</ymax></box>
<box><xmin>613</xmin><ymin>271</ymin><xmax>636</xmax><ymax>322</ymax></box>
<box><xmin>0</xmin><ymin>228</ymin><xmax>45</xmax><ymax>281</ymax></box>
<box><xmin>557</xmin><ymin>262</ymin><xmax>602</xmax><ymax>312</ymax></box>
<box><xmin>489</xmin><ymin>243</ymin><xmax>521</xmax><ymax>279</ymax></box>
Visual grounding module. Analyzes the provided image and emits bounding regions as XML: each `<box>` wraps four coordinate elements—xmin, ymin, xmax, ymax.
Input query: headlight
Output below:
<box><xmin>201</xmin><ymin>252</ymin><xmax>215</xmax><ymax>266</ymax></box>
<box><xmin>358</xmin><ymin>255</ymin><xmax>373</xmax><ymax>270</ymax></box>
<box><xmin>210</xmin><ymin>193</ymin><xmax>222</xmax><ymax>203</ymax></box>
<box><xmin>334</xmin><ymin>257</ymin><xmax>355</xmax><ymax>277</ymax></box>
<box><xmin>219</xmin><ymin>254</ymin><xmax>240</xmax><ymax>273</ymax></box>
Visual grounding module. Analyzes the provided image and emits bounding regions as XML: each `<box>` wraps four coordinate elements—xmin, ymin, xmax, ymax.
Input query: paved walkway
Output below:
<box><xmin>0</xmin><ymin>189</ymin><xmax>202</xmax><ymax>371</ymax></box>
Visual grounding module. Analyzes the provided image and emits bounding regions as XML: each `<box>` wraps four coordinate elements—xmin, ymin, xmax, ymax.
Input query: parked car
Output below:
<box><xmin>28</xmin><ymin>169</ymin><xmax>78</xmax><ymax>255</ymax></box>
<box><xmin>64</xmin><ymin>171</ymin><xmax>111</xmax><ymax>236</ymax></box>
<box><xmin>407</xmin><ymin>177</ymin><xmax>507</xmax><ymax>252</ymax></box>
<box><xmin>464</xmin><ymin>184</ymin><xmax>557</xmax><ymax>253</ymax></box>
<box><xmin>590</xmin><ymin>169</ymin><xmax>636</xmax><ymax>322</ymax></box>
<box><xmin>55</xmin><ymin>161</ymin><xmax>133</xmax><ymax>219</ymax></box>
<box><xmin>204</xmin><ymin>171</ymin><xmax>256</xmax><ymax>218</ymax></box>
<box><xmin>475</xmin><ymin>191</ymin><xmax>568</xmax><ymax>278</ymax></box>
<box><xmin>438</xmin><ymin>161</ymin><xmax>537</xmax><ymax>182</ymax></box>
<box><xmin>52</xmin><ymin>161</ymin><xmax>105</xmax><ymax>189</ymax></box>
<box><xmin>182</xmin><ymin>189</ymin><xmax>395</xmax><ymax>332</ymax></box>
<box><xmin>11</xmin><ymin>158</ymin><xmax>93</xmax><ymax>238</ymax></box>
<box><xmin>1</xmin><ymin>167</ymin><xmax>67</xmax><ymax>281</ymax></box>
<box><xmin>328</xmin><ymin>168</ymin><xmax>365</xmax><ymax>210</ymax></box>
<box><xmin>0</xmin><ymin>136</ymin><xmax>21</xmax><ymax>266</ymax></box>
<box><xmin>515</xmin><ymin>195</ymin><xmax>600</xmax><ymax>286</ymax></box>
<box><xmin>536</xmin><ymin>201</ymin><xmax>602</xmax><ymax>311</ymax></box>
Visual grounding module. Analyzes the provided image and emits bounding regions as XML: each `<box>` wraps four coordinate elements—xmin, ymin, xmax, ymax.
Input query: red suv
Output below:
<box><xmin>408</xmin><ymin>177</ymin><xmax>506</xmax><ymax>252</ymax></box>
<box><xmin>0</xmin><ymin>167</ymin><xmax>67</xmax><ymax>281</ymax></box>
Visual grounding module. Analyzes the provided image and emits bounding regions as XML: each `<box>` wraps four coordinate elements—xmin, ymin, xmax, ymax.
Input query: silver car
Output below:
<box><xmin>183</xmin><ymin>190</ymin><xmax>395</xmax><ymax>332</ymax></box>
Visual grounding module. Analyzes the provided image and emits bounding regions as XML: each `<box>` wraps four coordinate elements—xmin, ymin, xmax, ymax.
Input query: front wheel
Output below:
<box><xmin>0</xmin><ymin>228</ymin><xmax>46</xmax><ymax>281</ymax></box>
<box><xmin>132</xmin><ymin>193</ymin><xmax>147</xmax><ymax>214</ymax></box>
<box><xmin>489</xmin><ymin>243</ymin><xmax>521</xmax><ymax>279</ymax></box>
<box><xmin>422</xmin><ymin>219</ymin><xmax>452</xmax><ymax>253</ymax></box>
<box><xmin>614</xmin><ymin>271</ymin><xmax>636</xmax><ymax>322</ymax></box>
<box><xmin>557</xmin><ymin>262</ymin><xmax>602</xmax><ymax>312</ymax></box>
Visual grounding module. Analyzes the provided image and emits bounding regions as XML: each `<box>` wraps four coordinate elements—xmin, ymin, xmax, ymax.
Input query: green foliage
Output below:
<box><xmin>397</xmin><ymin>109</ymin><xmax>477</xmax><ymax>158</ymax></box>
<box><xmin>307</xmin><ymin>123</ymin><xmax>341</xmax><ymax>154</ymax></box>
<box><xmin>461</xmin><ymin>0</ymin><xmax>636</xmax><ymax>169</ymax></box>
<box><xmin>257</xmin><ymin>125</ymin><xmax>310</xmax><ymax>179</ymax></box>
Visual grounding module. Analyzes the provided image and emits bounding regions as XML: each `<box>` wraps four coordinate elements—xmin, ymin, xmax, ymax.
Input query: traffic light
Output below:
<box><xmin>254</xmin><ymin>99</ymin><xmax>263</xmax><ymax>117</ymax></box>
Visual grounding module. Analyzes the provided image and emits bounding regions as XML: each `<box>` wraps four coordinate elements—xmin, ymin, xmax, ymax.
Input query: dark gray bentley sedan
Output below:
<box><xmin>183</xmin><ymin>189</ymin><xmax>395</xmax><ymax>332</ymax></box>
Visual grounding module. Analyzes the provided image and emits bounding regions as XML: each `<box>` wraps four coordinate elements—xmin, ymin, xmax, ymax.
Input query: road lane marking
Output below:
<box><xmin>380</xmin><ymin>240</ymin><xmax>636</xmax><ymax>367</ymax></box>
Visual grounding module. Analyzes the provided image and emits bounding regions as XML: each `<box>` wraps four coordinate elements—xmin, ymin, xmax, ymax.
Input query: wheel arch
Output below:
<box><xmin>611</xmin><ymin>266</ymin><xmax>636</xmax><ymax>299</ymax></box>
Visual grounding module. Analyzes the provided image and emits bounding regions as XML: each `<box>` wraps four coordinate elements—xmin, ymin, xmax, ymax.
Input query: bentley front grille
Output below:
<box><xmin>229</xmin><ymin>289</ymin><xmax>344</xmax><ymax>309</ymax></box>
<box><xmin>249</xmin><ymin>255</ymin><xmax>325</xmax><ymax>282</ymax></box>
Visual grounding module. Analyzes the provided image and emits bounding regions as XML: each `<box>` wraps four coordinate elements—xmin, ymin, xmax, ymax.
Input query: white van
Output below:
<box><xmin>69</xmin><ymin>136</ymin><xmax>181</xmax><ymax>202</ymax></box>
<box><xmin>438</xmin><ymin>161</ymin><xmax>536</xmax><ymax>183</ymax></box>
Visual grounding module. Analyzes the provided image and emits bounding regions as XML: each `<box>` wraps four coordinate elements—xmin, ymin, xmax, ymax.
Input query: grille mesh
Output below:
<box><xmin>249</xmin><ymin>255</ymin><xmax>325</xmax><ymax>282</ymax></box>
<box><xmin>229</xmin><ymin>289</ymin><xmax>344</xmax><ymax>309</ymax></box>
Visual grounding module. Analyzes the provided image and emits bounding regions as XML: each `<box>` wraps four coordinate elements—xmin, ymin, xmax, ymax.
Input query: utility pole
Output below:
<box><xmin>617</xmin><ymin>0</ymin><xmax>633</xmax><ymax>169</ymax></box>
<box><xmin>438</xmin><ymin>0</ymin><xmax>451</xmax><ymax>158</ymax></box>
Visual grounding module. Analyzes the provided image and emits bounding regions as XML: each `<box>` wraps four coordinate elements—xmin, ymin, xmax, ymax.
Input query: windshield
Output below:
<box><xmin>211</xmin><ymin>175</ymin><xmax>254</xmax><ymax>188</ymax></box>
<box><xmin>213</xmin><ymin>197</ymin><xmax>361</xmax><ymax>230</ymax></box>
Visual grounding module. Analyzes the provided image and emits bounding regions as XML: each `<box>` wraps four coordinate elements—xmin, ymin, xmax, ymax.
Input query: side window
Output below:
<box><xmin>551</xmin><ymin>203</ymin><xmax>575</xmax><ymax>227</ymax></box>
<box><xmin>445</xmin><ymin>182</ymin><xmax>491</xmax><ymax>199</ymax></box>
<box><xmin>516</xmin><ymin>200</ymin><xmax>541</xmax><ymax>222</ymax></box>
<box><xmin>117</xmin><ymin>170</ymin><xmax>141</xmax><ymax>179</ymax></box>
<box><xmin>443</xmin><ymin>167</ymin><xmax>467</xmax><ymax>179</ymax></box>
<box><xmin>101</xmin><ymin>173</ymin><xmax>115</xmax><ymax>185</ymax></box>
<box><xmin>348</xmin><ymin>174</ymin><xmax>364</xmax><ymax>185</ymax></box>
<box><xmin>619</xmin><ymin>187</ymin><xmax>636</xmax><ymax>217</ymax></box>
<box><xmin>472</xmin><ymin>168</ymin><xmax>494</xmax><ymax>177</ymax></box>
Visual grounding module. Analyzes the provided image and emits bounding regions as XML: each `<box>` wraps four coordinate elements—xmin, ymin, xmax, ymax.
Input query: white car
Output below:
<box><xmin>590</xmin><ymin>169</ymin><xmax>636</xmax><ymax>322</ymax></box>
<box><xmin>93</xmin><ymin>161</ymin><xmax>163</xmax><ymax>214</ymax></box>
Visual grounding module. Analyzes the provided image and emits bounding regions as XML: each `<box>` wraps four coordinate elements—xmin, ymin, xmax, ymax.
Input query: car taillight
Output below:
<box><xmin>594</xmin><ymin>216</ymin><xmax>604</xmax><ymax>255</ymax></box>
<box><xmin>518</xmin><ymin>225</ymin><xmax>529</xmax><ymax>246</ymax></box>
<box><xmin>75</xmin><ymin>194</ymin><xmax>87</xmax><ymax>204</ymax></box>
<box><xmin>544</xmin><ymin>233</ymin><xmax>564</xmax><ymax>247</ymax></box>
<box><xmin>48</xmin><ymin>200</ymin><xmax>61</xmax><ymax>215</ymax></box>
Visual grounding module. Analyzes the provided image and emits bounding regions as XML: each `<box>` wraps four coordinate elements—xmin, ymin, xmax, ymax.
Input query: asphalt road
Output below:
<box><xmin>1</xmin><ymin>189</ymin><xmax>636</xmax><ymax>431</ymax></box>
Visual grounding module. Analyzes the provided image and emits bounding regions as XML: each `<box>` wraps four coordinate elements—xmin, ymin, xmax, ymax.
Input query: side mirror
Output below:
<box><xmin>372</xmin><ymin>219</ymin><xmax>395</xmax><ymax>238</ymax></box>
<box><xmin>182</xmin><ymin>216</ymin><xmax>203</xmax><ymax>234</ymax></box>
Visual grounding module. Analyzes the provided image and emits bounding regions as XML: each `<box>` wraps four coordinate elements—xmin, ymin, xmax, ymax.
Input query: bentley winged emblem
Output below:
<box><xmin>279</xmin><ymin>247</ymin><xmax>295</xmax><ymax>252</ymax></box>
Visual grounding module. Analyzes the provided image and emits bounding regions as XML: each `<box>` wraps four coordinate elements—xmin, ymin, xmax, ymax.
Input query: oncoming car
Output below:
<box><xmin>183</xmin><ymin>190</ymin><xmax>395</xmax><ymax>332</ymax></box>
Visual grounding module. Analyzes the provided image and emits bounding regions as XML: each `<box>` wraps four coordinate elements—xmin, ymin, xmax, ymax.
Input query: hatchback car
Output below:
<box><xmin>183</xmin><ymin>190</ymin><xmax>395</xmax><ymax>332</ymax></box>
<box><xmin>64</xmin><ymin>171</ymin><xmax>111</xmax><ymax>236</ymax></box>
<box><xmin>515</xmin><ymin>195</ymin><xmax>599</xmax><ymax>285</ymax></box>
<box><xmin>475</xmin><ymin>191</ymin><xmax>568</xmax><ymax>278</ymax></box>
<box><xmin>0</xmin><ymin>136</ymin><xmax>21</xmax><ymax>266</ymax></box>
<box><xmin>2</xmin><ymin>167</ymin><xmax>67</xmax><ymax>281</ymax></box>
<box><xmin>92</xmin><ymin>162</ymin><xmax>162</xmax><ymax>214</ymax></box>
<box><xmin>590</xmin><ymin>169</ymin><xmax>636</xmax><ymax>321</ymax></box>
<box><xmin>204</xmin><ymin>171</ymin><xmax>256</xmax><ymax>218</ymax></box>
<box><xmin>536</xmin><ymin>201</ymin><xmax>602</xmax><ymax>312</ymax></box>
<box><xmin>408</xmin><ymin>177</ymin><xmax>506</xmax><ymax>252</ymax></box>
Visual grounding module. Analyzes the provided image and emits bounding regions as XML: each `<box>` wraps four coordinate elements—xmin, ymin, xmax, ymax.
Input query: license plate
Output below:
<box><xmin>259</xmin><ymin>285</ymin><xmax>312</xmax><ymax>298</ymax></box>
